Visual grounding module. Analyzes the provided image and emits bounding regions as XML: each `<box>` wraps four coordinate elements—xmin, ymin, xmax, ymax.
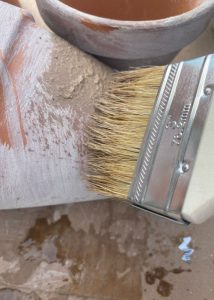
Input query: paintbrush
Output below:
<box><xmin>1</xmin><ymin>1</ymin><xmax>214</xmax><ymax>225</ymax></box>
<box><xmin>86</xmin><ymin>56</ymin><xmax>214</xmax><ymax>224</ymax></box>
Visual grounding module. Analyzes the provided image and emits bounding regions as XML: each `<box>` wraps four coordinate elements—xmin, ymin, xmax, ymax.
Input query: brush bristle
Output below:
<box><xmin>85</xmin><ymin>66</ymin><xmax>165</xmax><ymax>198</ymax></box>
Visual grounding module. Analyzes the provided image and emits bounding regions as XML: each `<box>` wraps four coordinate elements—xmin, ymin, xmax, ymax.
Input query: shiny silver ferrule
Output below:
<box><xmin>129</xmin><ymin>54</ymin><xmax>214</xmax><ymax>224</ymax></box>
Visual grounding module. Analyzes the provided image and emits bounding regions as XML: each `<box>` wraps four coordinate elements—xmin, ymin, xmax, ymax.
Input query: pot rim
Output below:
<box><xmin>39</xmin><ymin>0</ymin><xmax>214</xmax><ymax>29</ymax></box>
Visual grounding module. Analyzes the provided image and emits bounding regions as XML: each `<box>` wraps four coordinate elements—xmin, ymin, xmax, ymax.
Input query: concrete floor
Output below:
<box><xmin>0</xmin><ymin>2</ymin><xmax>214</xmax><ymax>300</ymax></box>
<box><xmin>0</xmin><ymin>200</ymin><xmax>214</xmax><ymax>300</ymax></box>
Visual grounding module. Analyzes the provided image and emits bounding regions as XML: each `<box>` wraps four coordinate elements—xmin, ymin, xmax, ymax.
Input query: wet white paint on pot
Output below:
<box><xmin>0</xmin><ymin>2</ymin><xmax>111</xmax><ymax>209</ymax></box>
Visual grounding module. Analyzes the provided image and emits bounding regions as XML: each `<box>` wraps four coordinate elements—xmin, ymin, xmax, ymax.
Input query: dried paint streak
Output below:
<box><xmin>0</xmin><ymin>80</ymin><xmax>11</xmax><ymax>146</ymax></box>
<box><xmin>0</xmin><ymin>50</ymin><xmax>11</xmax><ymax>147</ymax></box>
<box><xmin>81</xmin><ymin>20</ymin><xmax>117</xmax><ymax>33</ymax></box>
<box><xmin>0</xmin><ymin>51</ymin><xmax>27</xmax><ymax>148</ymax></box>
<box><xmin>8</xmin><ymin>49</ymin><xmax>27</xmax><ymax>146</ymax></box>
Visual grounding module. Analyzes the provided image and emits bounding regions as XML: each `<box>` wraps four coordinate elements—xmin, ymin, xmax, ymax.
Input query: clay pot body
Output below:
<box><xmin>36</xmin><ymin>0</ymin><xmax>214</xmax><ymax>69</ymax></box>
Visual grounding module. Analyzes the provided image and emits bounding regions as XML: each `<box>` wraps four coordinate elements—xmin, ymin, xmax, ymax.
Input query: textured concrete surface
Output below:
<box><xmin>0</xmin><ymin>1</ymin><xmax>214</xmax><ymax>300</ymax></box>
<box><xmin>0</xmin><ymin>201</ymin><xmax>213</xmax><ymax>300</ymax></box>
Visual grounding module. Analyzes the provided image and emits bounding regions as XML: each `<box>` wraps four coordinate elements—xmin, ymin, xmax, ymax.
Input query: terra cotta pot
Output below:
<box><xmin>36</xmin><ymin>0</ymin><xmax>214</xmax><ymax>69</ymax></box>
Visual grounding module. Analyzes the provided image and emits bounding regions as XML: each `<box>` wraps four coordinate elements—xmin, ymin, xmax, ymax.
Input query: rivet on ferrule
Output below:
<box><xmin>179</xmin><ymin>162</ymin><xmax>190</xmax><ymax>174</ymax></box>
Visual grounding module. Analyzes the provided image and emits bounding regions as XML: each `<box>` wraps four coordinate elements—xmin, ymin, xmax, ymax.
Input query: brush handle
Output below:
<box><xmin>182</xmin><ymin>93</ymin><xmax>214</xmax><ymax>224</ymax></box>
<box><xmin>0</xmin><ymin>2</ymin><xmax>110</xmax><ymax>209</ymax></box>
<box><xmin>19</xmin><ymin>0</ymin><xmax>49</xmax><ymax>29</ymax></box>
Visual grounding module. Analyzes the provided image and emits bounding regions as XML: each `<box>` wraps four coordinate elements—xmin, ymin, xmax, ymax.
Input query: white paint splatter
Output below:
<box><xmin>0</xmin><ymin>257</ymin><xmax>20</xmax><ymax>274</ymax></box>
<box><xmin>178</xmin><ymin>236</ymin><xmax>194</xmax><ymax>263</ymax></box>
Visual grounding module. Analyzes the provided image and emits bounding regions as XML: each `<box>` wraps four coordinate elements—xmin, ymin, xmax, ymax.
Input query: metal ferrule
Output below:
<box><xmin>129</xmin><ymin>54</ymin><xmax>214</xmax><ymax>224</ymax></box>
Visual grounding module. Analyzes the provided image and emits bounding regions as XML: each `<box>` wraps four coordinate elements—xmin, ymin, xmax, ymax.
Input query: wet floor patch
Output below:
<box><xmin>18</xmin><ymin>212</ymin><xmax>145</xmax><ymax>299</ymax></box>
<box><xmin>15</xmin><ymin>202</ymin><xmax>194</xmax><ymax>300</ymax></box>
<box><xmin>145</xmin><ymin>267</ymin><xmax>191</xmax><ymax>297</ymax></box>
<box><xmin>19</xmin><ymin>215</ymin><xmax>71</xmax><ymax>264</ymax></box>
